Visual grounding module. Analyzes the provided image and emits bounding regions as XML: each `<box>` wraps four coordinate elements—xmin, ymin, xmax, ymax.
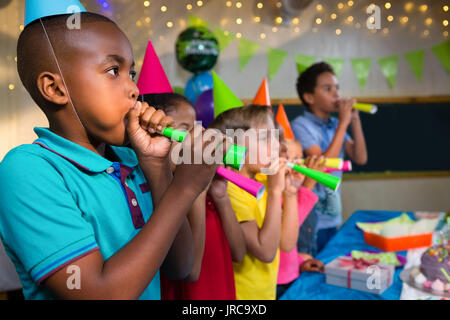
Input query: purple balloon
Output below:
<box><xmin>194</xmin><ymin>89</ymin><xmax>214</xmax><ymax>128</ymax></box>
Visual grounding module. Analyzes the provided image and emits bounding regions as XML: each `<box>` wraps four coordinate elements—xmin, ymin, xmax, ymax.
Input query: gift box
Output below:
<box><xmin>324</xmin><ymin>256</ymin><xmax>395</xmax><ymax>295</ymax></box>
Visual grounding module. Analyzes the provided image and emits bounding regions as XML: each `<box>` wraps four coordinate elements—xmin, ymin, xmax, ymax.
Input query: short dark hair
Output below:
<box><xmin>295</xmin><ymin>62</ymin><xmax>335</xmax><ymax>108</ymax></box>
<box><xmin>141</xmin><ymin>93</ymin><xmax>192</xmax><ymax>113</ymax></box>
<box><xmin>17</xmin><ymin>12</ymin><xmax>116</xmax><ymax>108</ymax></box>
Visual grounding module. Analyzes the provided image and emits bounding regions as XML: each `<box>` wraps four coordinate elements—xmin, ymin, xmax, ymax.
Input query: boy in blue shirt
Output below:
<box><xmin>291</xmin><ymin>62</ymin><xmax>368</xmax><ymax>256</ymax></box>
<box><xmin>0</xmin><ymin>10</ymin><xmax>226</xmax><ymax>299</ymax></box>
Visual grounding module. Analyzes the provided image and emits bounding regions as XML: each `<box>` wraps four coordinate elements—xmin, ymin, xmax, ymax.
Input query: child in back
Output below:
<box><xmin>143</xmin><ymin>93</ymin><xmax>246</xmax><ymax>300</ymax></box>
<box><xmin>291</xmin><ymin>62</ymin><xmax>368</xmax><ymax>255</ymax></box>
<box><xmin>0</xmin><ymin>10</ymin><xmax>225</xmax><ymax>299</ymax></box>
<box><xmin>209</xmin><ymin>105</ymin><xmax>302</xmax><ymax>300</ymax></box>
<box><xmin>277</xmin><ymin>139</ymin><xmax>325</xmax><ymax>299</ymax></box>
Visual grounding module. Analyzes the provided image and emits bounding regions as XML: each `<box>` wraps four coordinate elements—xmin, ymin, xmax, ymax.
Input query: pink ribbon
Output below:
<box><xmin>338</xmin><ymin>258</ymin><xmax>381</xmax><ymax>289</ymax></box>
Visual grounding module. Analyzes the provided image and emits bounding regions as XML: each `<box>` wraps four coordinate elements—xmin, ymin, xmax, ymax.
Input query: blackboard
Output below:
<box><xmin>278</xmin><ymin>102</ymin><xmax>450</xmax><ymax>173</ymax></box>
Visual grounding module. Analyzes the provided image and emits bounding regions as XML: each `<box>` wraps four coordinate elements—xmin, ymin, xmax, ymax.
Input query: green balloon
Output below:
<box><xmin>175</xmin><ymin>26</ymin><xmax>219</xmax><ymax>74</ymax></box>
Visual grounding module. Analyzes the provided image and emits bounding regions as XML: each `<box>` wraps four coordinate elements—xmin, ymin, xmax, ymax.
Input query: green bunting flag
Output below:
<box><xmin>295</xmin><ymin>54</ymin><xmax>316</xmax><ymax>74</ymax></box>
<box><xmin>213</xmin><ymin>28</ymin><xmax>235</xmax><ymax>52</ymax></box>
<box><xmin>378</xmin><ymin>55</ymin><xmax>399</xmax><ymax>89</ymax></box>
<box><xmin>238</xmin><ymin>38</ymin><xmax>260</xmax><ymax>72</ymax></box>
<box><xmin>187</xmin><ymin>15</ymin><xmax>210</xmax><ymax>29</ymax></box>
<box><xmin>404</xmin><ymin>50</ymin><xmax>425</xmax><ymax>82</ymax></box>
<box><xmin>351</xmin><ymin>58</ymin><xmax>372</xmax><ymax>91</ymax></box>
<box><xmin>324</xmin><ymin>58</ymin><xmax>346</xmax><ymax>78</ymax></box>
<box><xmin>432</xmin><ymin>41</ymin><xmax>450</xmax><ymax>73</ymax></box>
<box><xmin>267</xmin><ymin>48</ymin><xmax>288</xmax><ymax>81</ymax></box>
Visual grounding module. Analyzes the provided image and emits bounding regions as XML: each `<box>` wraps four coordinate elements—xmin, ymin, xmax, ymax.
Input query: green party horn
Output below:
<box><xmin>161</xmin><ymin>127</ymin><xmax>247</xmax><ymax>170</ymax></box>
<box><xmin>287</xmin><ymin>162</ymin><xmax>341</xmax><ymax>191</ymax></box>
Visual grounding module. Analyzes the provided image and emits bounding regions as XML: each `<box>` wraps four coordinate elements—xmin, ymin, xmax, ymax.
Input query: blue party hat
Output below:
<box><xmin>25</xmin><ymin>0</ymin><xmax>87</xmax><ymax>27</ymax></box>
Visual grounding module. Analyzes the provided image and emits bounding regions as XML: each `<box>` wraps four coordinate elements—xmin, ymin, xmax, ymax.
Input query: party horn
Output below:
<box><xmin>325</xmin><ymin>160</ymin><xmax>352</xmax><ymax>173</ymax></box>
<box><xmin>216</xmin><ymin>166</ymin><xmax>265</xmax><ymax>199</ymax></box>
<box><xmin>353</xmin><ymin>103</ymin><xmax>378</xmax><ymax>114</ymax></box>
<box><xmin>161</xmin><ymin>127</ymin><xmax>247</xmax><ymax>171</ymax></box>
<box><xmin>299</xmin><ymin>158</ymin><xmax>343</xmax><ymax>170</ymax></box>
<box><xmin>287</xmin><ymin>162</ymin><xmax>341</xmax><ymax>191</ymax></box>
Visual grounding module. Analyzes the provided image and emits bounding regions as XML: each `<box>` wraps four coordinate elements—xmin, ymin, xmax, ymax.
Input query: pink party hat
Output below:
<box><xmin>137</xmin><ymin>40</ymin><xmax>173</xmax><ymax>95</ymax></box>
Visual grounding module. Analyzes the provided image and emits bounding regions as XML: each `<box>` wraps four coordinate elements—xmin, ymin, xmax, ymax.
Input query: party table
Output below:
<box><xmin>280</xmin><ymin>210</ymin><xmax>409</xmax><ymax>300</ymax></box>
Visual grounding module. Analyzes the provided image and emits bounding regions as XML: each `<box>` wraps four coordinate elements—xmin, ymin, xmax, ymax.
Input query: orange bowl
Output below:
<box><xmin>363</xmin><ymin>231</ymin><xmax>433</xmax><ymax>252</ymax></box>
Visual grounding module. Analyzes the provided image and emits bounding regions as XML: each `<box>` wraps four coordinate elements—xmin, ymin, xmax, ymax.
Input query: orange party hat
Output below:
<box><xmin>276</xmin><ymin>104</ymin><xmax>294</xmax><ymax>140</ymax></box>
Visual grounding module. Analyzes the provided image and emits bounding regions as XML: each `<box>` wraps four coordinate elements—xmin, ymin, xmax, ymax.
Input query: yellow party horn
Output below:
<box><xmin>287</xmin><ymin>162</ymin><xmax>341</xmax><ymax>191</ymax></box>
<box><xmin>298</xmin><ymin>158</ymin><xmax>343</xmax><ymax>170</ymax></box>
<box><xmin>353</xmin><ymin>103</ymin><xmax>378</xmax><ymax>114</ymax></box>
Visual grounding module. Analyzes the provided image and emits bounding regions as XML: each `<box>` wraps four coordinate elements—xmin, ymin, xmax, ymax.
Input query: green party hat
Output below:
<box><xmin>212</xmin><ymin>71</ymin><xmax>244</xmax><ymax>118</ymax></box>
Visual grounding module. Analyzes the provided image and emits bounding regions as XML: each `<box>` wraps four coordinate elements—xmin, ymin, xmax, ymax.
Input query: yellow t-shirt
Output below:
<box><xmin>227</xmin><ymin>177</ymin><xmax>280</xmax><ymax>300</ymax></box>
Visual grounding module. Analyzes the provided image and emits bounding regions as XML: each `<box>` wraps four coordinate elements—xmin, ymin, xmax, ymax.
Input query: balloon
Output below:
<box><xmin>194</xmin><ymin>89</ymin><xmax>214</xmax><ymax>128</ymax></box>
<box><xmin>184</xmin><ymin>72</ymin><xmax>213</xmax><ymax>104</ymax></box>
<box><xmin>175</xmin><ymin>26</ymin><xmax>219</xmax><ymax>74</ymax></box>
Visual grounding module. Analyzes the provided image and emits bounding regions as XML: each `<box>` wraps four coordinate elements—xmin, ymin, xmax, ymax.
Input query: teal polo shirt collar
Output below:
<box><xmin>32</xmin><ymin>127</ymin><xmax>138</xmax><ymax>172</ymax></box>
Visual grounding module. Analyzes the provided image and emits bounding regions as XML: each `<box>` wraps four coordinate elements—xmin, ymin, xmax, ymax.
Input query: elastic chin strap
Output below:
<box><xmin>39</xmin><ymin>18</ymin><xmax>86</xmax><ymax>132</ymax></box>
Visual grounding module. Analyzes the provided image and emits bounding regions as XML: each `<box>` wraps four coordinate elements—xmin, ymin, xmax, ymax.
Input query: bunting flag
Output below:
<box><xmin>182</xmin><ymin>14</ymin><xmax>449</xmax><ymax>92</ymax></box>
<box><xmin>187</xmin><ymin>14</ymin><xmax>210</xmax><ymax>29</ymax></box>
<box><xmin>377</xmin><ymin>55</ymin><xmax>399</xmax><ymax>89</ymax></box>
<box><xmin>324</xmin><ymin>57</ymin><xmax>346</xmax><ymax>78</ymax></box>
<box><xmin>173</xmin><ymin>86</ymin><xmax>185</xmax><ymax>96</ymax></box>
<box><xmin>350</xmin><ymin>58</ymin><xmax>372</xmax><ymax>91</ymax></box>
<box><xmin>295</xmin><ymin>54</ymin><xmax>316</xmax><ymax>75</ymax></box>
<box><xmin>432</xmin><ymin>41</ymin><xmax>450</xmax><ymax>74</ymax></box>
<box><xmin>213</xmin><ymin>27</ymin><xmax>235</xmax><ymax>52</ymax></box>
<box><xmin>404</xmin><ymin>50</ymin><xmax>425</xmax><ymax>82</ymax></box>
<box><xmin>238</xmin><ymin>38</ymin><xmax>260</xmax><ymax>72</ymax></box>
<box><xmin>267</xmin><ymin>48</ymin><xmax>288</xmax><ymax>81</ymax></box>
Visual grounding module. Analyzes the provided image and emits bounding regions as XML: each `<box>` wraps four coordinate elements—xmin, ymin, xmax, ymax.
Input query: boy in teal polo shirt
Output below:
<box><xmin>0</xmin><ymin>8</ymin><xmax>225</xmax><ymax>299</ymax></box>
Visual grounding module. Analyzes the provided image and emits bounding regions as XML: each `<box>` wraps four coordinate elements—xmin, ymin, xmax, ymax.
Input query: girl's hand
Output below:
<box><xmin>300</xmin><ymin>259</ymin><xmax>324</xmax><ymax>273</ymax></box>
<box><xmin>302</xmin><ymin>155</ymin><xmax>326</xmax><ymax>191</ymax></box>
<box><xmin>126</xmin><ymin>101</ymin><xmax>174</xmax><ymax>160</ymax></box>
<box><xmin>284</xmin><ymin>160</ymin><xmax>305</xmax><ymax>196</ymax></box>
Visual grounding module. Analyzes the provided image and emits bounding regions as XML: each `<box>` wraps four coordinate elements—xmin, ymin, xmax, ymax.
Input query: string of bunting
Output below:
<box><xmin>188</xmin><ymin>14</ymin><xmax>450</xmax><ymax>91</ymax></box>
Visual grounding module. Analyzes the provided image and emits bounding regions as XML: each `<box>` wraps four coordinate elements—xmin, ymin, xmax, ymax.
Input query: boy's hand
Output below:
<box><xmin>173</xmin><ymin>126</ymin><xmax>232</xmax><ymax>197</ymax></box>
<box><xmin>302</xmin><ymin>155</ymin><xmax>326</xmax><ymax>191</ymax></box>
<box><xmin>336</xmin><ymin>98</ymin><xmax>356</xmax><ymax>127</ymax></box>
<box><xmin>126</xmin><ymin>101</ymin><xmax>174</xmax><ymax>160</ymax></box>
<box><xmin>300</xmin><ymin>258</ymin><xmax>324</xmax><ymax>273</ymax></box>
<box><xmin>267</xmin><ymin>157</ymin><xmax>287</xmax><ymax>194</ymax></box>
<box><xmin>350</xmin><ymin>108</ymin><xmax>360</xmax><ymax>123</ymax></box>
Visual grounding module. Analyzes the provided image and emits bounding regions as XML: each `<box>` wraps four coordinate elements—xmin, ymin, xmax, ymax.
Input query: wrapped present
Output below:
<box><xmin>325</xmin><ymin>256</ymin><xmax>395</xmax><ymax>295</ymax></box>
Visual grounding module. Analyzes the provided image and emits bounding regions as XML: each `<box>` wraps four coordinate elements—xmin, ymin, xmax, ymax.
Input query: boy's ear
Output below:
<box><xmin>36</xmin><ymin>72</ymin><xmax>69</xmax><ymax>106</ymax></box>
<box><xmin>303</xmin><ymin>92</ymin><xmax>314</xmax><ymax>106</ymax></box>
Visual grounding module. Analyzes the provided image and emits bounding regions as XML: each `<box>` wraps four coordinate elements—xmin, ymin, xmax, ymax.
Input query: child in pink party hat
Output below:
<box><xmin>139</xmin><ymin>41</ymin><xmax>245</xmax><ymax>299</ymax></box>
